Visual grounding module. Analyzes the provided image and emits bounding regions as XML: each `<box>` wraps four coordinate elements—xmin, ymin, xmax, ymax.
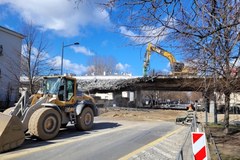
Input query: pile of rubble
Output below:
<box><xmin>76</xmin><ymin>75</ymin><xmax>180</xmax><ymax>93</ymax></box>
<box><xmin>77</xmin><ymin>77</ymin><xmax>143</xmax><ymax>92</ymax></box>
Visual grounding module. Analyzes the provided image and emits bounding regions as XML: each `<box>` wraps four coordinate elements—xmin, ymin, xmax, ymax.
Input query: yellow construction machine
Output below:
<box><xmin>0</xmin><ymin>75</ymin><xmax>98</xmax><ymax>153</ymax></box>
<box><xmin>143</xmin><ymin>43</ymin><xmax>196</xmax><ymax>77</ymax></box>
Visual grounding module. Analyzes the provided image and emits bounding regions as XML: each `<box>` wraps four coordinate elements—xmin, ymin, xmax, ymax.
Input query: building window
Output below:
<box><xmin>0</xmin><ymin>45</ymin><xmax>3</xmax><ymax>56</ymax></box>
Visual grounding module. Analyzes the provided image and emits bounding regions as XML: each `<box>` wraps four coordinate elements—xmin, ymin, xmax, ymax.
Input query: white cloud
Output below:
<box><xmin>116</xmin><ymin>63</ymin><xmax>130</xmax><ymax>71</ymax></box>
<box><xmin>71</xmin><ymin>45</ymin><xmax>95</xmax><ymax>56</ymax></box>
<box><xmin>50</xmin><ymin>56</ymin><xmax>88</xmax><ymax>75</ymax></box>
<box><xmin>119</xmin><ymin>26</ymin><xmax>169</xmax><ymax>44</ymax></box>
<box><xmin>119</xmin><ymin>26</ymin><xmax>137</xmax><ymax>37</ymax></box>
<box><xmin>2</xmin><ymin>0</ymin><xmax>111</xmax><ymax>37</ymax></box>
<box><xmin>119</xmin><ymin>17</ymin><xmax>174</xmax><ymax>44</ymax></box>
<box><xmin>22</xmin><ymin>44</ymin><xmax>50</xmax><ymax>60</ymax></box>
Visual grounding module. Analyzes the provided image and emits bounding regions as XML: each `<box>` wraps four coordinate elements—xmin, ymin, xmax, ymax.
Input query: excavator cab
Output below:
<box><xmin>172</xmin><ymin>62</ymin><xmax>184</xmax><ymax>72</ymax></box>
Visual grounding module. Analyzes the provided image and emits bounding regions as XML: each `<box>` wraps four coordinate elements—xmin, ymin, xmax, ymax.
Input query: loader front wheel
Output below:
<box><xmin>29</xmin><ymin>108</ymin><xmax>61</xmax><ymax>140</ymax></box>
<box><xmin>75</xmin><ymin>107</ymin><xmax>94</xmax><ymax>131</ymax></box>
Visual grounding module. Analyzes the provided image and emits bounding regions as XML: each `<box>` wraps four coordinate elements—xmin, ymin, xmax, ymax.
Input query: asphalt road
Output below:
<box><xmin>0</xmin><ymin>117</ymin><xmax>185</xmax><ymax>160</ymax></box>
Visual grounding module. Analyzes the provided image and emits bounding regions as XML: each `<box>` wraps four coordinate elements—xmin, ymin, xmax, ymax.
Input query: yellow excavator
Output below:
<box><xmin>143</xmin><ymin>43</ymin><xmax>196</xmax><ymax>77</ymax></box>
<box><xmin>0</xmin><ymin>75</ymin><xmax>98</xmax><ymax>153</ymax></box>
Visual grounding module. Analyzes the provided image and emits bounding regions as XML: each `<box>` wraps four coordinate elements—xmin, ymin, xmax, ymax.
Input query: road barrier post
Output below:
<box><xmin>191</xmin><ymin>132</ymin><xmax>207</xmax><ymax>160</ymax></box>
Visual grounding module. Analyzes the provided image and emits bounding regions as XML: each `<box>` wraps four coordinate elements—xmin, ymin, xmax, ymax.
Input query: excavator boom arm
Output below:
<box><xmin>143</xmin><ymin>43</ymin><xmax>184</xmax><ymax>77</ymax></box>
<box><xmin>149</xmin><ymin>43</ymin><xmax>177</xmax><ymax>64</ymax></box>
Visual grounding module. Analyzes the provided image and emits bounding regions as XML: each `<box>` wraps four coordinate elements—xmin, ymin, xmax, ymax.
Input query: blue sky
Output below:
<box><xmin>0</xmin><ymin>0</ymin><xmax>178</xmax><ymax>76</ymax></box>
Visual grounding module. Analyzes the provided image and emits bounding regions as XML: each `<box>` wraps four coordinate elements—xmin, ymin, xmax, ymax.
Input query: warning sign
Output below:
<box><xmin>191</xmin><ymin>132</ymin><xmax>207</xmax><ymax>160</ymax></box>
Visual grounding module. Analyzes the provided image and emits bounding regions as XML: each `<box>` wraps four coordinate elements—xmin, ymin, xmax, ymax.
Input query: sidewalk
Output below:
<box><xmin>125</xmin><ymin>126</ymin><xmax>191</xmax><ymax>160</ymax></box>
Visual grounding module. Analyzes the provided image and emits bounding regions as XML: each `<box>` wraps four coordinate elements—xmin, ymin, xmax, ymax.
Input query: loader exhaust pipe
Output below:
<box><xmin>0</xmin><ymin>113</ymin><xmax>25</xmax><ymax>153</ymax></box>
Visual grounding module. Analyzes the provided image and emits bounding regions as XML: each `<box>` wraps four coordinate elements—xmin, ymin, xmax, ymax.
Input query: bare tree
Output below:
<box><xmin>183</xmin><ymin>0</ymin><xmax>240</xmax><ymax>133</ymax></box>
<box><xmin>21</xmin><ymin>23</ymin><xmax>53</xmax><ymax>94</ymax></box>
<box><xmin>102</xmin><ymin>0</ymin><xmax>240</xmax><ymax>133</ymax></box>
<box><xmin>86</xmin><ymin>55</ymin><xmax>118</xmax><ymax>75</ymax></box>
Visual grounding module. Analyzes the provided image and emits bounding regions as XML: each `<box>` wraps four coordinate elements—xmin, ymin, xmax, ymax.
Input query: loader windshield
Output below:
<box><xmin>43</xmin><ymin>78</ymin><xmax>62</xmax><ymax>94</ymax></box>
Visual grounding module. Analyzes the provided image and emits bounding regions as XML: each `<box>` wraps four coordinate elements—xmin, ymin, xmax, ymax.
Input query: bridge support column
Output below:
<box><xmin>203</xmin><ymin>91</ymin><xmax>210</xmax><ymax>124</ymax></box>
<box><xmin>135</xmin><ymin>89</ymin><xmax>143</xmax><ymax>108</ymax></box>
<box><xmin>113</xmin><ymin>91</ymin><xmax>122</xmax><ymax>107</ymax></box>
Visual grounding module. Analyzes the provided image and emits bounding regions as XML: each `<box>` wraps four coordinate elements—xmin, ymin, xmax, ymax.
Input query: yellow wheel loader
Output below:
<box><xmin>0</xmin><ymin>76</ymin><xmax>98</xmax><ymax>153</ymax></box>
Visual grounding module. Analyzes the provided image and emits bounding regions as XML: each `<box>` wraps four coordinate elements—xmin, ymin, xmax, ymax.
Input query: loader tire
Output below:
<box><xmin>75</xmin><ymin>107</ymin><xmax>94</xmax><ymax>131</ymax></box>
<box><xmin>29</xmin><ymin>108</ymin><xmax>61</xmax><ymax>140</ymax></box>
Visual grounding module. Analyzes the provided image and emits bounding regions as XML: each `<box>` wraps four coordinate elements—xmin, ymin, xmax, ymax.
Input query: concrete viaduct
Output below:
<box><xmin>76</xmin><ymin>75</ymin><xmax>240</xmax><ymax>108</ymax></box>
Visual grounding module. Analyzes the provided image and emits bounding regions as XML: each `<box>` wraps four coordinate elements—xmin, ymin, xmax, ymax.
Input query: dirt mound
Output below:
<box><xmin>99</xmin><ymin>107</ymin><xmax>187</xmax><ymax>121</ymax></box>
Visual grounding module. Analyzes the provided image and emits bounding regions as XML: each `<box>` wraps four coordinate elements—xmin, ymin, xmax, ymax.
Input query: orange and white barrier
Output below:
<box><xmin>191</xmin><ymin>132</ymin><xmax>207</xmax><ymax>160</ymax></box>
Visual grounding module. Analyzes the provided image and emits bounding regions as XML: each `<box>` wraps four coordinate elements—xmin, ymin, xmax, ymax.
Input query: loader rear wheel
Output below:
<box><xmin>29</xmin><ymin>108</ymin><xmax>61</xmax><ymax>140</ymax></box>
<box><xmin>75</xmin><ymin>107</ymin><xmax>94</xmax><ymax>131</ymax></box>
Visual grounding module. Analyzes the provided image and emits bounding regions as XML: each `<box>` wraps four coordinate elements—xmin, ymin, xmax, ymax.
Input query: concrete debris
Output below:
<box><xmin>77</xmin><ymin>77</ymin><xmax>143</xmax><ymax>93</ymax></box>
<box><xmin>76</xmin><ymin>75</ymin><xmax>203</xmax><ymax>93</ymax></box>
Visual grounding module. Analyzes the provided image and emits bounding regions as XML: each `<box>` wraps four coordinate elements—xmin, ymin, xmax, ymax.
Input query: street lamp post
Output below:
<box><xmin>61</xmin><ymin>42</ymin><xmax>79</xmax><ymax>75</ymax></box>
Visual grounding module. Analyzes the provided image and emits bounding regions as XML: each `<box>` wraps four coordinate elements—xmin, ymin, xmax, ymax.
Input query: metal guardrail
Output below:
<box><xmin>176</xmin><ymin>112</ymin><xmax>198</xmax><ymax>160</ymax></box>
<box><xmin>209</xmin><ymin>131</ymin><xmax>222</xmax><ymax>160</ymax></box>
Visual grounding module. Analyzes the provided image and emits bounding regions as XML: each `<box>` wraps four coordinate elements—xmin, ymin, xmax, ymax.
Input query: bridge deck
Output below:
<box><xmin>76</xmin><ymin>76</ymin><xmax>239</xmax><ymax>93</ymax></box>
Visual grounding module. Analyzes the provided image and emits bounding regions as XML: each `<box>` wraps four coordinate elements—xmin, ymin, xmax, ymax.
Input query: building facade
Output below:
<box><xmin>0</xmin><ymin>26</ymin><xmax>24</xmax><ymax>110</ymax></box>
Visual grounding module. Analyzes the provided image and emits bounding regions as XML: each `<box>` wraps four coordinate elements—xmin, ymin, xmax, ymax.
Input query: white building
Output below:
<box><xmin>0</xmin><ymin>26</ymin><xmax>24</xmax><ymax>109</ymax></box>
<box><xmin>216</xmin><ymin>93</ymin><xmax>240</xmax><ymax>106</ymax></box>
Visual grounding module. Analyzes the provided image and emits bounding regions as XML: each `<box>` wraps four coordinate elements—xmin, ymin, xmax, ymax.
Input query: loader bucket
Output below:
<box><xmin>0</xmin><ymin>113</ymin><xmax>25</xmax><ymax>153</ymax></box>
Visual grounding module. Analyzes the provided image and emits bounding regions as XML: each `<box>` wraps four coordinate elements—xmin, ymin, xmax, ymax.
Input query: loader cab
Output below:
<box><xmin>43</xmin><ymin>76</ymin><xmax>76</xmax><ymax>104</ymax></box>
